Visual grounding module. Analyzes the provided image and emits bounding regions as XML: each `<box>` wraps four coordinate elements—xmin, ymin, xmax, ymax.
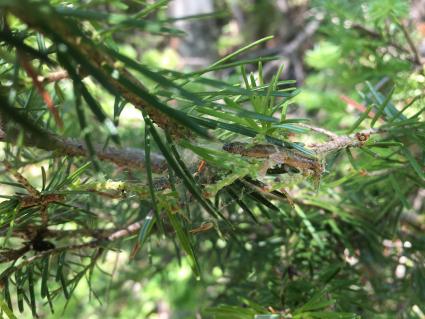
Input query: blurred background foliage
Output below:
<box><xmin>0</xmin><ymin>0</ymin><xmax>424</xmax><ymax>318</ymax></box>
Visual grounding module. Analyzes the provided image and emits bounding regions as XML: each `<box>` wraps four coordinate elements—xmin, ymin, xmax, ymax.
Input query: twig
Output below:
<box><xmin>351</xmin><ymin>23</ymin><xmax>412</xmax><ymax>56</ymax></box>
<box><xmin>340</xmin><ymin>95</ymin><xmax>376</xmax><ymax>118</ymax></box>
<box><xmin>0</xmin><ymin>226</ymin><xmax>108</xmax><ymax>240</ymax></box>
<box><xmin>1</xmin><ymin>126</ymin><xmax>166</xmax><ymax>173</ymax></box>
<box><xmin>0</xmin><ymin>210</ymin><xmax>215</xmax><ymax>269</ymax></box>
<box><xmin>310</xmin><ymin>128</ymin><xmax>382</xmax><ymax>154</ymax></box>
<box><xmin>38</xmin><ymin>69</ymin><xmax>69</xmax><ymax>83</ymax></box>
<box><xmin>261</xmin><ymin>17</ymin><xmax>323</xmax><ymax>77</ymax></box>
<box><xmin>248</xmin><ymin>17</ymin><xmax>323</xmax><ymax>58</ymax></box>
<box><xmin>2</xmin><ymin>160</ymin><xmax>39</xmax><ymax>197</ymax></box>
<box><xmin>1</xmin><ymin>161</ymin><xmax>66</xmax><ymax>228</ymax></box>
<box><xmin>297</xmin><ymin>123</ymin><xmax>338</xmax><ymax>139</ymax></box>
<box><xmin>282</xmin><ymin>17</ymin><xmax>323</xmax><ymax>55</ymax></box>
<box><xmin>0</xmin><ymin>211</ymin><xmax>153</xmax><ymax>267</ymax></box>
<box><xmin>397</xmin><ymin>21</ymin><xmax>423</xmax><ymax>66</ymax></box>
<box><xmin>18</xmin><ymin>53</ymin><xmax>64</xmax><ymax>129</ymax></box>
<box><xmin>61</xmin><ymin>137</ymin><xmax>167</xmax><ymax>172</ymax></box>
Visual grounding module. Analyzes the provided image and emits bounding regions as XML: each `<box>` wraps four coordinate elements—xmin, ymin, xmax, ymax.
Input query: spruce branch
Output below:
<box><xmin>0</xmin><ymin>210</ymin><xmax>214</xmax><ymax>269</ymax></box>
<box><xmin>310</xmin><ymin>128</ymin><xmax>382</xmax><ymax>154</ymax></box>
<box><xmin>0</xmin><ymin>211</ymin><xmax>153</xmax><ymax>269</ymax></box>
<box><xmin>1</xmin><ymin>125</ymin><xmax>166</xmax><ymax>173</ymax></box>
<box><xmin>6</xmin><ymin>1</ymin><xmax>193</xmax><ymax>138</ymax></box>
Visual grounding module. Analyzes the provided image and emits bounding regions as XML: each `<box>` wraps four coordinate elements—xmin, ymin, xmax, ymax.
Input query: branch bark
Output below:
<box><xmin>38</xmin><ymin>69</ymin><xmax>69</xmax><ymax>84</ymax></box>
<box><xmin>310</xmin><ymin>128</ymin><xmax>382</xmax><ymax>154</ymax></box>
<box><xmin>298</xmin><ymin>123</ymin><xmax>339</xmax><ymax>139</ymax></box>
<box><xmin>1</xmin><ymin>125</ymin><xmax>166</xmax><ymax>173</ymax></box>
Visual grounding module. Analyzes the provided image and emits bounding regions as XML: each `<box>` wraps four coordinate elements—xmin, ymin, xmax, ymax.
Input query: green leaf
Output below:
<box><xmin>0</xmin><ymin>31</ymin><xmax>54</xmax><ymax>65</ymax></box>
<box><xmin>58</xmin><ymin>53</ymin><xmax>120</xmax><ymax>145</ymax></box>
<box><xmin>107</xmin><ymin>48</ymin><xmax>205</xmax><ymax>106</ymax></box>
<box><xmin>197</xmin><ymin>86</ymin><xmax>299</xmax><ymax>100</ymax></box>
<box><xmin>36</xmin><ymin>33</ymin><xmax>46</xmax><ymax>53</ymax></box>
<box><xmin>294</xmin><ymin>204</ymin><xmax>324</xmax><ymax>249</ymax></box>
<box><xmin>55</xmin><ymin>6</ymin><xmax>183</xmax><ymax>35</ymax></box>
<box><xmin>204</xmin><ymin>305</ymin><xmax>257</xmax><ymax>319</ymax></box>
<box><xmin>345</xmin><ymin>148</ymin><xmax>359</xmax><ymax>171</ymax></box>
<box><xmin>40</xmin><ymin>256</ymin><xmax>50</xmax><ymax>299</ymax></box>
<box><xmin>41</xmin><ymin>166</ymin><xmax>47</xmax><ymax>191</ymax></box>
<box><xmin>240</xmin><ymin>185</ymin><xmax>279</xmax><ymax>212</ymax></box>
<box><xmin>0</xmin><ymin>298</ymin><xmax>17</xmax><ymax>319</ymax></box>
<box><xmin>164</xmin><ymin>10</ymin><xmax>228</xmax><ymax>23</ymax></box>
<box><xmin>137</xmin><ymin>210</ymin><xmax>155</xmax><ymax>248</ymax></box>
<box><xmin>27</xmin><ymin>264</ymin><xmax>37</xmax><ymax>317</ymax></box>
<box><xmin>73</xmin><ymin>82</ymin><xmax>100</xmax><ymax>170</ymax></box>
<box><xmin>45</xmin><ymin>158</ymin><xmax>69</xmax><ymax>191</ymax></box>
<box><xmin>227</xmin><ymin>186</ymin><xmax>258</xmax><ymax>223</ymax></box>
<box><xmin>370</xmin><ymin>86</ymin><xmax>394</xmax><ymax>126</ymax></box>
<box><xmin>134</xmin><ymin>0</ymin><xmax>170</xmax><ymax>18</ymax></box>
<box><xmin>15</xmin><ymin>270</ymin><xmax>24</xmax><ymax>313</ymax></box>
<box><xmin>366</xmin><ymin>81</ymin><xmax>405</xmax><ymax>121</ymax></box>
<box><xmin>296</xmin><ymin>291</ymin><xmax>335</xmax><ymax>313</ymax></box>
<box><xmin>105</xmin><ymin>65</ymin><xmax>209</xmax><ymax>138</ymax></box>
<box><xmin>4</xmin><ymin>206</ymin><xmax>19</xmax><ymax>247</ymax></box>
<box><xmin>210</xmin><ymin>36</ymin><xmax>274</xmax><ymax>68</ymax></box>
<box><xmin>299</xmin><ymin>311</ymin><xmax>359</xmax><ymax>319</ymax></box>
<box><xmin>143</xmin><ymin>115</ymin><xmax>165</xmax><ymax>236</ymax></box>
<box><xmin>401</xmin><ymin>147</ymin><xmax>425</xmax><ymax>180</ymax></box>
<box><xmin>191</xmin><ymin>115</ymin><xmax>315</xmax><ymax>157</ymax></box>
<box><xmin>146</xmin><ymin>116</ymin><xmax>226</xmax><ymax>221</ymax></box>
<box><xmin>56</xmin><ymin>162</ymin><xmax>91</xmax><ymax>190</ymax></box>
<box><xmin>2</xmin><ymin>279</ymin><xmax>13</xmax><ymax>313</ymax></box>
<box><xmin>348</xmin><ymin>104</ymin><xmax>373</xmax><ymax>133</ymax></box>
<box><xmin>0</xmin><ymin>199</ymin><xmax>19</xmax><ymax>214</ymax></box>
<box><xmin>389</xmin><ymin>174</ymin><xmax>411</xmax><ymax>208</ymax></box>
<box><xmin>271</xmin><ymin>123</ymin><xmax>309</xmax><ymax>133</ymax></box>
<box><xmin>188</xmin><ymin>56</ymin><xmax>280</xmax><ymax>76</ymax></box>
<box><xmin>166</xmin><ymin>210</ymin><xmax>201</xmax><ymax>276</ymax></box>
<box><xmin>56</xmin><ymin>252</ymin><xmax>69</xmax><ymax>299</ymax></box>
<box><xmin>0</xmin><ymin>95</ymin><xmax>51</xmax><ymax>143</ymax></box>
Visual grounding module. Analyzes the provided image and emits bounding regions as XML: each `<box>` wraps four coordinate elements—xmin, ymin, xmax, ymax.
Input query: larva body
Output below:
<box><xmin>223</xmin><ymin>142</ymin><xmax>323</xmax><ymax>179</ymax></box>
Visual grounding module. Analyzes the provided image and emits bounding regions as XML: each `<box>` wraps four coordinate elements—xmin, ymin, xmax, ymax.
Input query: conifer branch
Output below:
<box><xmin>6</xmin><ymin>1</ymin><xmax>193</xmax><ymax>138</ymax></box>
<box><xmin>310</xmin><ymin>128</ymin><xmax>382</xmax><ymax>154</ymax></box>
<box><xmin>0</xmin><ymin>211</ymin><xmax>153</xmax><ymax>268</ymax></box>
<box><xmin>1</xmin><ymin>125</ymin><xmax>166</xmax><ymax>173</ymax></box>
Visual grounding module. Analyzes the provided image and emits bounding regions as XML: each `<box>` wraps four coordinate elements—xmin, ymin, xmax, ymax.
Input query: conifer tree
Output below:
<box><xmin>0</xmin><ymin>0</ymin><xmax>423</xmax><ymax>318</ymax></box>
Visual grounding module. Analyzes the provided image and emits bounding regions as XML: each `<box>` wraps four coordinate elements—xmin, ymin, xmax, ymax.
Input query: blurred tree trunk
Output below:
<box><xmin>411</xmin><ymin>0</ymin><xmax>425</xmax><ymax>57</ymax></box>
<box><xmin>168</xmin><ymin>0</ymin><xmax>218</xmax><ymax>68</ymax></box>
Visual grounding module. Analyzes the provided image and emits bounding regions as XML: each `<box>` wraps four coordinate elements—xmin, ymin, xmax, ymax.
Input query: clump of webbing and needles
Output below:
<box><xmin>221</xmin><ymin>141</ymin><xmax>325</xmax><ymax>206</ymax></box>
<box><xmin>223</xmin><ymin>142</ymin><xmax>324</xmax><ymax>186</ymax></box>
<box><xmin>187</xmin><ymin>63</ymin><xmax>327</xmax><ymax>208</ymax></box>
